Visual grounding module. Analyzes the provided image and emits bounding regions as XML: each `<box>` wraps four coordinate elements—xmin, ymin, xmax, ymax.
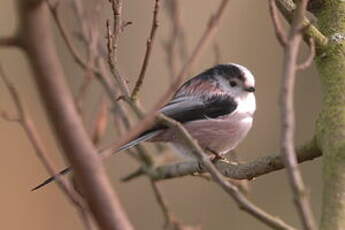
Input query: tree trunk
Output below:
<box><xmin>314</xmin><ymin>2</ymin><xmax>345</xmax><ymax>229</ymax></box>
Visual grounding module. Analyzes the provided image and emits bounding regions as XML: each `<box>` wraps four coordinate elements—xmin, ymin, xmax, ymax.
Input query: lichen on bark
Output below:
<box><xmin>314</xmin><ymin>1</ymin><xmax>345</xmax><ymax>229</ymax></box>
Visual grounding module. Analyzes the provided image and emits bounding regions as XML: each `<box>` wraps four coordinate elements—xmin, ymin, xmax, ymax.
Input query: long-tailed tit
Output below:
<box><xmin>32</xmin><ymin>63</ymin><xmax>256</xmax><ymax>190</ymax></box>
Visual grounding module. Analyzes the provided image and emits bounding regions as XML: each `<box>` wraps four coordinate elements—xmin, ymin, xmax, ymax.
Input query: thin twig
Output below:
<box><xmin>268</xmin><ymin>0</ymin><xmax>288</xmax><ymax>46</ymax></box>
<box><xmin>48</xmin><ymin>1</ymin><xmax>87</xmax><ymax>70</ymax></box>
<box><xmin>109</xmin><ymin>0</ymin><xmax>122</xmax><ymax>62</ymax></box>
<box><xmin>149</xmin><ymin>179</ymin><xmax>175</xmax><ymax>228</ymax></box>
<box><xmin>71</xmin><ymin>0</ymin><xmax>91</xmax><ymax>44</ymax></box>
<box><xmin>49</xmin><ymin>0</ymin><xmax>117</xmax><ymax>106</ymax></box>
<box><xmin>297</xmin><ymin>38</ymin><xmax>315</xmax><ymax>70</ymax></box>
<box><xmin>131</xmin><ymin>0</ymin><xmax>161</xmax><ymax>100</ymax></box>
<box><xmin>0</xmin><ymin>64</ymin><xmax>95</xmax><ymax>230</ymax></box>
<box><xmin>75</xmin><ymin>33</ymin><xmax>97</xmax><ymax>114</ymax></box>
<box><xmin>48</xmin><ymin>0</ymin><xmax>111</xmax><ymax>99</ymax></box>
<box><xmin>106</xmin><ymin>0</ymin><xmax>132</xmax><ymax>98</ymax></box>
<box><xmin>279</xmin><ymin>0</ymin><xmax>316</xmax><ymax>229</ymax></box>
<box><xmin>106</xmin><ymin>19</ymin><xmax>131</xmax><ymax>97</ymax></box>
<box><xmin>158</xmin><ymin>114</ymin><xmax>296</xmax><ymax>230</ymax></box>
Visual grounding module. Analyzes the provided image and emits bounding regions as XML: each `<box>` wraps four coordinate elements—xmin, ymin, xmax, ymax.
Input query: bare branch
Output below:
<box><xmin>268</xmin><ymin>0</ymin><xmax>288</xmax><ymax>46</ymax></box>
<box><xmin>149</xmin><ymin>179</ymin><xmax>176</xmax><ymax>228</ymax></box>
<box><xmin>106</xmin><ymin>19</ymin><xmax>131</xmax><ymax>97</ymax></box>
<box><xmin>124</xmin><ymin>139</ymin><xmax>321</xmax><ymax>181</ymax></box>
<box><xmin>158</xmin><ymin>114</ymin><xmax>296</xmax><ymax>230</ymax></box>
<box><xmin>48</xmin><ymin>0</ymin><xmax>119</xmax><ymax>108</ymax></box>
<box><xmin>109</xmin><ymin>0</ymin><xmax>123</xmax><ymax>62</ymax></box>
<box><xmin>131</xmin><ymin>0</ymin><xmax>161</xmax><ymax>100</ymax></box>
<box><xmin>279</xmin><ymin>0</ymin><xmax>316</xmax><ymax>229</ymax></box>
<box><xmin>105</xmin><ymin>0</ymin><xmax>133</xmax><ymax>99</ymax></box>
<box><xmin>17</xmin><ymin>1</ymin><xmax>134</xmax><ymax>229</ymax></box>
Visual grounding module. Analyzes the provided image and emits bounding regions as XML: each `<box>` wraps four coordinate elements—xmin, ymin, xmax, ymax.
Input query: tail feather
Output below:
<box><xmin>31</xmin><ymin>167</ymin><xmax>71</xmax><ymax>191</ymax></box>
<box><xmin>31</xmin><ymin>131</ymin><xmax>160</xmax><ymax>191</ymax></box>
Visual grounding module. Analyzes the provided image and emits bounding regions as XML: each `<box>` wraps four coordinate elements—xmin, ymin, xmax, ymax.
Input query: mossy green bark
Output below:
<box><xmin>314</xmin><ymin>1</ymin><xmax>345</xmax><ymax>229</ymax></box>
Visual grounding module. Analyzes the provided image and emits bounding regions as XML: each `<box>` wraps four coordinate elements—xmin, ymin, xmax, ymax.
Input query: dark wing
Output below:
<box><xmin>161</xmin><ymin>94</ymin><xmax>236</xmax><ymax>122</ymax></box>
<box><xmin>140</xmin><ymin>94</ymin><xmax>237</xmax><ymax>136</ymax></box>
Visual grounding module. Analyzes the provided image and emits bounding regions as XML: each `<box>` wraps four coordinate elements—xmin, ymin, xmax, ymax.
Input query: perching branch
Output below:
<box><xmin>123</xmin><ymin>138</ymin><xmax>321</xmax><ymax>182</ymax></box>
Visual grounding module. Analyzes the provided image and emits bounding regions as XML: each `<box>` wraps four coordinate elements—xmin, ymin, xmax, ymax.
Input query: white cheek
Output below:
<box><xmin>236</xmin><ymin>93</ymin><xmax>256</xmax><ymax>115</ymax></box>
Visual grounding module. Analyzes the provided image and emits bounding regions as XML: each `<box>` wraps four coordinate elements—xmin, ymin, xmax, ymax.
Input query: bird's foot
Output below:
<box><xmin>206</xmin><ymin>147</ymin><xmax>227</xmax><ymax>163</ymax></box>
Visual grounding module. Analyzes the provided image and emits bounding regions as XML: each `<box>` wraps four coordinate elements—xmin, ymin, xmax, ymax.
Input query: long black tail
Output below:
<box><xmin>31</xmin><ymin>130</ymin><xmax>160</xmax><ymax>191</ymax></box>
<box><xmin>31</xmin><ymin>167</ymin><xmax>71</xmax><ymax>191</ymax></box>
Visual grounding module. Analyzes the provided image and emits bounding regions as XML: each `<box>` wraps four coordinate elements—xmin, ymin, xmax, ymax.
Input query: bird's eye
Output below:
<box><xmin>229</xmin><ymin>81</ymin><xmax>237</xmax><ymax>87</ymax></box>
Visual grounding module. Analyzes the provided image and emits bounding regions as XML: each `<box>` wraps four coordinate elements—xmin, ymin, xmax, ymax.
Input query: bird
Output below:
<box><xmin>32</xmin><ymin>63</ymin><xmax>256</xmax><ymax>191</ymax></box>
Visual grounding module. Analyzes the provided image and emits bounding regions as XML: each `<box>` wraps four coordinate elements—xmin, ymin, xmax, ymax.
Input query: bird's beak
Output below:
<box><xmin>245</xmin><ymin>86</ymin><xmax>255</xmax><ymax>93</ymax></box>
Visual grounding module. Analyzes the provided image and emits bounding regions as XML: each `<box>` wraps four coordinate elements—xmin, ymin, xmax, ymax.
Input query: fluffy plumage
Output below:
<box><xmin>32</xmin><ymin>63</ymin><xmax>256</xmax><ymax>190</ymax></box>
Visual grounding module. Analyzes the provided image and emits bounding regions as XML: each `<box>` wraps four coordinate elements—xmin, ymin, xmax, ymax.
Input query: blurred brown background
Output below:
<box><xmin>0</xmin><ymin>0</ymin><xmax>322</xmax><ymax>229</ymax></box>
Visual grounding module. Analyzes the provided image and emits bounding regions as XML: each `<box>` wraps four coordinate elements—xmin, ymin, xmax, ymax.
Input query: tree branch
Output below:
<box><xmin>279</xmin><ymin>0</ymin><xmax>316</xmax><ymax>229</ymax></box>
<box><xmin>17</xmin><ymin>1</ymin><xmax>134</xmax><ymax>229</ymax></box>
<box><xmin>123</xmin><ymin>138</ymin><xmax>321</xmax><ymax>181</ymax></box>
